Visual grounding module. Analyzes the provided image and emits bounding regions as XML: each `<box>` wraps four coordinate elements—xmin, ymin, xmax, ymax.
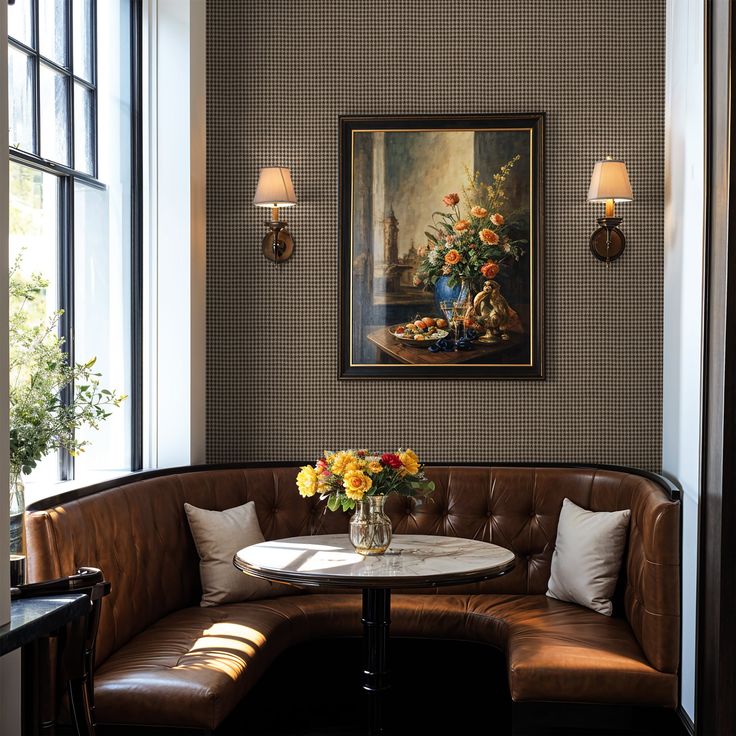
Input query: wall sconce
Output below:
<box><xmin>253</xmin><ymin>167</ymin><xmax>297</xmax><ymax>262</ymax></box>
<box><xmin>587</xmin><ymin>156</ymin><xmax>634</xmax><ymax>264</ymax></box>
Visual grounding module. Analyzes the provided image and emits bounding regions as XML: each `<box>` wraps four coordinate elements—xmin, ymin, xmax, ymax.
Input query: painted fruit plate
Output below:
<box><xmin>389</xmin><ymin>324</ymin><xmax>450</xmax><ymax>346</ymax></box>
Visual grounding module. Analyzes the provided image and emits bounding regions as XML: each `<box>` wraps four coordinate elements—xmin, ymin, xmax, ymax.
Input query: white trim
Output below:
<box><xmin>663</xmin><ymin>0</ymin><xmax>705</xmax><ymax>722</ymax></box>
<box><xmin>143</xmin><ymin>0</ymin><xmax>206</xmax><ymax>468</ymax></box>
<box><xmin>190</xmin><ymin>0</ymin><xmax>206</xmax><ymax>465</ymax></box>
<box><xmin>142</xmin><ymin>0</ymin><xmax>159</xmax><ymax>469</ymax></box>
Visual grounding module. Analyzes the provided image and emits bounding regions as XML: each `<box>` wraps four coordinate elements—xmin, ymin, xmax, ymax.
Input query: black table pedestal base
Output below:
<box><xmin>362</xmin><ymin>588</ymin><xmax>390</xmax><ymax>735</ymax></box>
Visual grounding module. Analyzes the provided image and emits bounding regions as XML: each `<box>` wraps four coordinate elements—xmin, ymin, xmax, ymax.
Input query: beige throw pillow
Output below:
<box><xmin>546</xmin><ymin>498</ymin><xmax>631</xmax><ymax>616</ymax></box>
<box><xmin>184</xmin><ymin>501</ymin><xmax>286</xmax><ymax>607</ymax></box>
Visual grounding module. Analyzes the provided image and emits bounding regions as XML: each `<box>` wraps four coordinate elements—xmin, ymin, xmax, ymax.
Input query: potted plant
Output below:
<box><xmin>9</xmin><ymin>256</ymin><xmax>125</xmax><ymax>584</ymax></box>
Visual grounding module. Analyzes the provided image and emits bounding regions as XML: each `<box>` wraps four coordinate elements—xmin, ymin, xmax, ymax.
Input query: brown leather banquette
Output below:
<box><xmin>26</xmin><ymin>464</ymin><xmax>680</xmax><ymax>732</ymax></box>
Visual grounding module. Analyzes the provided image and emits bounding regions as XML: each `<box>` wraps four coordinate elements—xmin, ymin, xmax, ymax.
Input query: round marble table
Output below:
<box><xmin>234</xmin><ymin>534</ymin><xmax>515</xmax><ymax>734</ymax></box>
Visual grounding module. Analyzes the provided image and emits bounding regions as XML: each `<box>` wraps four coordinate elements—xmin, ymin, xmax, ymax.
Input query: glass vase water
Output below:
<box><xmin>9</xmin><ymin>472</ymin><xmax>26</xmax><ymax>586</ymax></box>
<box><xmin>349</xmin><ymin>495</ymin><xmax>392</xmax><ymax>556</ymax></box>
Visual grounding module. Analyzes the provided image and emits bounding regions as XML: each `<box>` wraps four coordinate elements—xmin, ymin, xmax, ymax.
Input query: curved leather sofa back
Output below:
<box><xmin>25</xmin><ymin>465</ymin><xmax>680</xmax><ymax>674</ymax></box>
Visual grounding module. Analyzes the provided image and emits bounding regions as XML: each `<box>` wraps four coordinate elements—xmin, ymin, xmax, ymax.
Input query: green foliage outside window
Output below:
<box><xmin>9</xmin><ymin>253</ymin><xmax>125</xmax><ymax>478</ymax></box>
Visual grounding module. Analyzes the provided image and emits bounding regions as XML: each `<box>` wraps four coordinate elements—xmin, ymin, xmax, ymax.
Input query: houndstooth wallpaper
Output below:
<box><xmin>205</xmin><ymin>0</ymin><xmax>664</xmax><ymax>470</ymax></box>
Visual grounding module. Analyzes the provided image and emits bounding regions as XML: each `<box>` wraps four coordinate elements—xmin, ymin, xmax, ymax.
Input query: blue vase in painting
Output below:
<box><xmin>434</xmin><ymin>276</ymin><xmax>471</xmax><ymax>314</ymax></box>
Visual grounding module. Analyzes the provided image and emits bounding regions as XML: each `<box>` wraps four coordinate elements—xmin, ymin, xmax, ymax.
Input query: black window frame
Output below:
<box><xmin>7</xmin><ymin>0</ymin><xmax>144</xmax><ymax>480</ymax></box>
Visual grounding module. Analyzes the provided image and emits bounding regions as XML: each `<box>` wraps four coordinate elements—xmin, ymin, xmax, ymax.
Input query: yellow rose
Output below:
<box><xmin>399</xmin><ymin>451</ymin><xmax>420</xmax><ymax>476</ymax></box>
<box><xmin>343</xmin><ymin>470</ymin><xmax>372</xmax><ymax>500</ymax></box>
<box><xmin>296</xmin><ymin>465</ymin><xmax>319</xmax><ymax>497</ymax></box>
<box><xmin>331</xmin><ymin>451</ymin><xmax>360</xmax><ymax>476</ymax></box>
<box><xmin>470</xmin><ymin>206</ymin><xmax>488</xmax><ymax>218</ymax></box>
<box><xmin>367</xmin><ymin>460</ymin><xmax>383</xmax><ymax>474</ymax></box>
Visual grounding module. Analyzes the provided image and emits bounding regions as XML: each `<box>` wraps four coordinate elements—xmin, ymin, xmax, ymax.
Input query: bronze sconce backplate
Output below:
<box><xmin>262</xmin><ymin>222</ymin><xmax>295</xmax><ymax>263</ymax></box>
<box><xmin>589</xmin><ymin>216</ymin><xmax>626</xmax><ymax>263</ymax></box>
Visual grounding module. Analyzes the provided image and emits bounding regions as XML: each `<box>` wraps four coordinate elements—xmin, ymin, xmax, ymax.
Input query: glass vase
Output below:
<box><xmin>9</xmin><ymin>472</ymin><xmax>27</xmax><ymax>586</ymax></box>
<box><xmin>349</xmin><ymin>495</ymin><xmax>392</xmax><ymax>556</ymax></box>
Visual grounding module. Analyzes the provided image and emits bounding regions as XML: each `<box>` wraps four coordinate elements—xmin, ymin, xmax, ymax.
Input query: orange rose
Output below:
<box><xmin>480</xmin><ymin>228</ymin><xmax>499</xmax><ymax>245</ymax></box>
<box><xmin>453</xmin><ymin>219</ymin><xmax>471</xmax><ymax>233</ymax></box>
<box><xmin>470</xmin><ymin>205</ymin><xmax>488</xmax><ymax>218</ymax></box>
<box><xmin>444</xmin><ymin>249</ymin><xmax>462</xmax><ymax>265</ymax></box>
<box><xmin>481</xmin><ymin>260</ymin><xmax>500</xmax><ymax>279</ymax></box>
<box><xmin>443</xmin><ymin>193</ymin><xmax>460</xmax><ymax>207</ymax></box>
<box><xmin>490</xmin><ymin>213</ymin><xmax>504</xmax><ymax>226</ymax></box>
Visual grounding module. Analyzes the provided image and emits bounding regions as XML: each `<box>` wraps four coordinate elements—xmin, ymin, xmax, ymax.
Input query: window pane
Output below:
<box><xmin>74</xmin><ymin>0</ymin><xmax>133</xmax><ymax>479</ymax></box>
<box><xmin>9</xmin><ymin>162</ymin><xmax>61</xmax><ymax>492</ymax></box>
<box><xmin>39</xmin><ymin>0</ymin><xmax>69</xmax><ymax>67</ymax></box>
<box><xmin>8</xmin><ymin>46</ymin><xmax>35</xmax><ymax>153</ymax></box>
<box><xmin>74</xmin><ymin>84</ymin><xmax>94</xmax><ymax>174</ymax></box>
<box><xmin>40</xmin><ymin>63</ymin><xmax>69</xmax><ymax>165</ymax></box>
<box><xmin>8</xmin><ymin>0</ymin><xmax>33</xmax><ymax>47</ymax></box>
<box><xmin>72</xmin><ymin>0</ymin><xmax>93</xmax><ymax>82</ymax></box>
<box><xmin>73</xmin><ymin>181</ymin><xmax>132</xmax><ymax>476</ymax></box>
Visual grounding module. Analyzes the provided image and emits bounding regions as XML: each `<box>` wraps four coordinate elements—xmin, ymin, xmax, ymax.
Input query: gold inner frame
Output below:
<box><xmin>348</xmin><ymin>126</ymin><xmax>535</xmax><ymax>368</ymax></box>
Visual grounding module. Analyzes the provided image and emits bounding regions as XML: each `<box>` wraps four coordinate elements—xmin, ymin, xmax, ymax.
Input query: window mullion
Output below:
<box><xmin>32</xmin><ymin>0</ymin><xmax>40</xmax><ymax>157</ymax></box>
<box><xmin>92</xmin><ymin>0</ymin><xmax>98</xmax><ymax>178</ymax></box>
<box><xmin>67</xmin><ymin>0</ymin><xmax>74</xmax><ymax>171</ymax></box>
<box><xmin>57</xmin><ymin>177</ymin><xmax>75</xmax><ymax>482</ymax></box>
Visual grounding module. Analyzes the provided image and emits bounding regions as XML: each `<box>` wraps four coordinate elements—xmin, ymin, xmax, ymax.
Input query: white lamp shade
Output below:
<box><xmin>253</xmin><ymin>167</ymin><xmax>297</xmax><ymax>207</ymax></box>
<box><xmin>587</xmin><ymin>159</ymin><xmax>633</xmax><ymax>203</ymax></box>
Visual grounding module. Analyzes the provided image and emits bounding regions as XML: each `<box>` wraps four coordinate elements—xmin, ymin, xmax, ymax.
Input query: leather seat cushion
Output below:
<box><xmin>94</xmin><ymin>593</ymin><xmax>676</xmax><ymax>730</ymax></box>
<box><xmin>94</xmin><ymin>594</ymin><xmax>364</xmax><ymax>729</ymax></box>
<box><xmin>468</xmin><ymin>594</ymin><xmax>678</xmax><ymax>707</ymax></box>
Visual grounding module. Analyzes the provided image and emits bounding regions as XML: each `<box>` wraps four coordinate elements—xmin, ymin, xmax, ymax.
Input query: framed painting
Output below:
<box><xmin>339</xmin><ymin>114</ymin><xmax>545</xmax><ymax>379</ymax></box>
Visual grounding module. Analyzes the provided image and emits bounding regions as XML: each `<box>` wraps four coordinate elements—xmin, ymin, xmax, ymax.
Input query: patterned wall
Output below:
<box><xmin>206</xmin><ymin>0</ymin><xmax>664</xmax><ymax>470</ymax></box>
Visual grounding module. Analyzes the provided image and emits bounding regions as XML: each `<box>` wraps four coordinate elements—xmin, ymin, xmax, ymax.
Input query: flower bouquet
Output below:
<box><xmin>296</xmin><ymin>449</ymin><xmax>435</xmax><ymax>555</ymax></box>
<box><xmin>414</xmin><ymin>156</ymin><xmax>527</xmax><ymax>299</ymax></box>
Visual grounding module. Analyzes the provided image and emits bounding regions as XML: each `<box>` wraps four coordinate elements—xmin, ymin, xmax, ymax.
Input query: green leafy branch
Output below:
<box><xmin>9</xmin><ymin>253</ymin><xmax>126</xmax><ymax>477</ymax></box>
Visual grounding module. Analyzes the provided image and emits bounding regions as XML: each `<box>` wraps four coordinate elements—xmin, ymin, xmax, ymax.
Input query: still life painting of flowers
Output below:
<box><xmin>339</xmin><ymin>115</ymin><xmax>544</xmax><ymax>379</ymax></box>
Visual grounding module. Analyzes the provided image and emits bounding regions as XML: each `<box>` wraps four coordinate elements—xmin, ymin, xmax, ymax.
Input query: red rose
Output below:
<box><xmin>481</xmin><ymin>260</ymin><xmax>500</xmax><ymax>279</ymax></box>
<box><xmin>443</xmin><ymin>193</ymin><xmax>460</xmax><ymax>207</ymax></box>
<box><xmin>381</xmin><ymin>453</ymin><xmax>402</xmax><ymax>469</ymax></box>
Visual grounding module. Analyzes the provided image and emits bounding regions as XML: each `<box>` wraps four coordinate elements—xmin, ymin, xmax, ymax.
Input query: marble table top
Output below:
<box><xmin>234</xmin><ymin>534</ymin><xmax>516</xmax><ymax>589</ymax></box>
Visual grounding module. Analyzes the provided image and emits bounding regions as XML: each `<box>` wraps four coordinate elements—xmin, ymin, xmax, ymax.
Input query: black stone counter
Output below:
<box><xmin>0</xmin><ymin>594</ymin><xmax>90</xmax><ymax>656</ymax></box>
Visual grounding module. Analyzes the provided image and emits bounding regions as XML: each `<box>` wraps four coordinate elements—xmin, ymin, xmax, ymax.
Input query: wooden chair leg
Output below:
<box><xmin>67</xmin><ymin>678</ymin><xmax>95</xmax><ymax>736</ymax></box>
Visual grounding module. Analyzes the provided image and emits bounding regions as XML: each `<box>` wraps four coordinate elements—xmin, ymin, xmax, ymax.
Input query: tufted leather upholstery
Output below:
<box><xmin>25</xmin><ymin>465</ymin><xmax>680</xmax><ymax>729</ymax></box>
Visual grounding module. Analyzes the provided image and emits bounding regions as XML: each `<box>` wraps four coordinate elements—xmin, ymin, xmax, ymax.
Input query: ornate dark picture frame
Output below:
<box><xmin>339</xmin><ymin>114</ymin><xmax>545</xmax><ymax>379</ymax></box>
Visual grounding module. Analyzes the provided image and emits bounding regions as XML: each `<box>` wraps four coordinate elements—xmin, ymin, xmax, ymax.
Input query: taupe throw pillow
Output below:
<box><xmin>546</xmin><ymin>498</ymin><xmax>631</xmax><ymax>616</ymax></box>
<box><xmin>184</xmin><ymin>501</ymin><xmax>287</xmax><ymax>606</ymax></box>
